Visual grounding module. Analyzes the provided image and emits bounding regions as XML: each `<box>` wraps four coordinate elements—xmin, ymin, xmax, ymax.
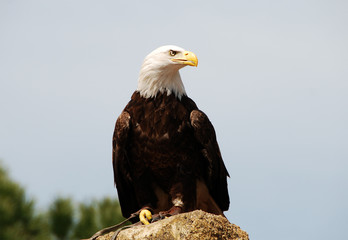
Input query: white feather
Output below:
<box><xmin>137</xmin><ymin>45</ymin><xmax>187</xmax><ymax>100</ymax></box>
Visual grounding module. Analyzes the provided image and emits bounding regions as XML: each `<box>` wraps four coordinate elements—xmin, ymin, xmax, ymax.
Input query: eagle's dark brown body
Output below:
<box><xmin>113</xmin><ymin>91</ymin><xmax>229</xmax><ymax>219</ymax></box>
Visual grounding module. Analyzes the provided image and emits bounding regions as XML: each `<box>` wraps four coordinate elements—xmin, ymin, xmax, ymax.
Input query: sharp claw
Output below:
<box><xmin>139</xmin><ymin>209</ymin><xmax>152</xmax><ymax>225</ymax></box>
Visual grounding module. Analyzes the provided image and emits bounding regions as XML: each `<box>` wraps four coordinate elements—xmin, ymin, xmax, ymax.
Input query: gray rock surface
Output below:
<box><xmin>96</xmin><ymin>210</ymin><xmax>249</xmax><ymax>240</ymax></box>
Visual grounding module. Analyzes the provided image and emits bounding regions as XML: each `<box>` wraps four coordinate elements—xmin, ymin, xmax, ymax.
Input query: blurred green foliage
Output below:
<box><xmin>0</xmin><ymin>163</ymin><xmax>50</xmax><ymax>240</ymax></box>
<box><xmin>73</xmin><ymin>202</ymin><xmax>99</xmax><ymax>239</ymax></box>
<box><xmin>49</xmin><ymin>197</ymin><xmax>74</xmax><ymax>240</ymax></box>
<box><xmin>0</xmin><ymin>161</ymin><xmax>125</xmax><ymax>240</ymax></box>
<box><xmin>98</xmin><ymin>197</ymin><xmax>124</xmax><ymax>227</ymax></box>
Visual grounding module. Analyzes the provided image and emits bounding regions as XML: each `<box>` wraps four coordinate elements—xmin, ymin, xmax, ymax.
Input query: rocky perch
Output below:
<box><xmin>96</xmin><ymin>210</ymin><xmax>249</xmax><ymax>240</ymax></box>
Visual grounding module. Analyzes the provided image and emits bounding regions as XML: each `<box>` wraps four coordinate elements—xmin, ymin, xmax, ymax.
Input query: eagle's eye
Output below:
<box><xmin>169</xmin><ymin>50</ymin><xmax>177</xmax><ymax>56</ymax></box>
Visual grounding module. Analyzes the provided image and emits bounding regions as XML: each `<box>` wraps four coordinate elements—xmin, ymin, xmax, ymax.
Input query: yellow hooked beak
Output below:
<box><xmin>171</xmin><ymin>51</ymin><xmax>198</xmax><ymax>67</ymax></box>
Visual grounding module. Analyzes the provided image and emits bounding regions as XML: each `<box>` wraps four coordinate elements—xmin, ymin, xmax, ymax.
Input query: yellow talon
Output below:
<box><xmin>139</xmin><ymin>209</ymin><xmax>152</xmax><ymax>225</ymax></box>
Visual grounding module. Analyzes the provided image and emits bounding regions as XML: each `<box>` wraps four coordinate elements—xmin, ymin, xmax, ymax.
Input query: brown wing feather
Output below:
<box><xmin>112</xmin><ymin>111</ymin><xmax>138</xmax><ymax>218</ymax></box>
<box><xmin>190</xmin><ymin>110</ymin><xmax>230</xmax><ymax>211</ymax></box>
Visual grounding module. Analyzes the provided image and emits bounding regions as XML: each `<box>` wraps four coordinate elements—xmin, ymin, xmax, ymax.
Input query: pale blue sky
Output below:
<box><xmin>1</xmin><ymin>1</ymin><xmax>347</xmax><ymax>239</ymax></box>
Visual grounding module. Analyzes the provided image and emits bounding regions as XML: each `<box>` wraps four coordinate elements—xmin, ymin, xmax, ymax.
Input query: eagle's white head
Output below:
<box><xmin>137</xmin><ymin>45</ymin><xmax>198</xmax><ymax>100</ymax></box>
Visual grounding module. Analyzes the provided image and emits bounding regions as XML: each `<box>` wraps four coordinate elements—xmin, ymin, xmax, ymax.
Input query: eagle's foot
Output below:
<box><xmin>129</xmin><ymin>207</ymin><xmax>153</xmax><ymax>225</ymax></box>
<box><xmin>149</xmin><ymin>206</ymin><xmax>183</xmax><ymax>223</ymax></box>
<box><xmin>158</xmin><ymin>206</ymin><xmax>183</xmax><ymax>218</ymax></box>
<box><xmin>139</xmin><ymin>208</ymin><xmax>152</xmax><ymax>225</ymax></box>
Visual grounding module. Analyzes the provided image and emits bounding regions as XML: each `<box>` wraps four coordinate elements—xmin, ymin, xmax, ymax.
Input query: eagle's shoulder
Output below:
<box><xmin>181</xmin><ymin>95</ymin><xmax>198</xmax><ymax>112</ymax></box>
<box><xmin>114</xmin><ymin>111</ymin><xmax>130</xmax><ymax>138</ymax></box>
<box><xmin>190</xmin><ymin>109</ymin><xmax>205</xmax><ymax>126</ymax></box>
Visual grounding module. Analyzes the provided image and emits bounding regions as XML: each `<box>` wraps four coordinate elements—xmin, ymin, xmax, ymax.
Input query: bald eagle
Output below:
<box><xmin>113</xmin><ymin>45</ymin><xmax>229</xmax><ymax>224</ymax></box>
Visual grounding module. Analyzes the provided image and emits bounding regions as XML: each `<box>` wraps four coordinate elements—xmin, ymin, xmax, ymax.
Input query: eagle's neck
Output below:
<box><xmin>137</xmin><ymin>66</ymin><xmax>186</xmax><ymax>100</ymax></box>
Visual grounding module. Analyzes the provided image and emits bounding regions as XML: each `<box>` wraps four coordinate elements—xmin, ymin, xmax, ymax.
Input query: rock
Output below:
<box><xmin>96</xmin><ymin>210</ymin><xmax>249</xmax><ymax>240</ymax></box>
